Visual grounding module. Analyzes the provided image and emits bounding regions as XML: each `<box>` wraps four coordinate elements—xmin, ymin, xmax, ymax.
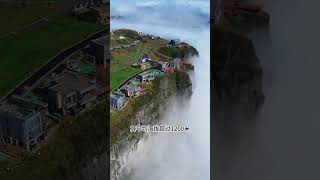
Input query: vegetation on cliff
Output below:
<box><xmin>157</xmin><ymin>45</ymin><xmax>199</xmax><ymax>59</ymax></box>
<box><xmin>110</xmin><ymin>70</ymin><xmax>192</xmax><ymax>145</ymax></box>
<box><xmin>213</xmin><ymin>27</ymin><xmax>263</xmax><ymax>99</ymax></box>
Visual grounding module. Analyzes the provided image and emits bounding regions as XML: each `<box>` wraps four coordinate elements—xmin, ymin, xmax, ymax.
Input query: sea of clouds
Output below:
<box><xmin>110</xmin><ymin>1</ymin><xmax>210</xmax><ymax>179</ymax></box>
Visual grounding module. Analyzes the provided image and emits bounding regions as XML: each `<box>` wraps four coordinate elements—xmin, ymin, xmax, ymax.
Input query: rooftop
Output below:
<box><xmin>0</xmin><ymin>96</ymin><xmax>45</xmax><ymax>121</ymax></box>
<box><xmin>92</xmin><ymin>35</ymin><xmax>108</xmax><ymax>47</ymax></box>
<box><xmin>151</xmin><ymin>69</ymin><xmax>164</xmax><ymax>77</ymax></box>
<box><xmin>127</xmin><ymin>86</ymin><xmax>141</xmax><ymax>92</ymax></box>
<box><xmin>139</xmin><ymin>70</ymin><xmax>152</xmax><ymax>77</ymax></box>
<box><xmin>111</xmin><ymin>91</ymin><xmax>125</xmax><ymax>99</ymax></box>
<box><xmin>49</xmin><ymin>71</ymin><xmax>95</xmax><ymax>95</ymax></box>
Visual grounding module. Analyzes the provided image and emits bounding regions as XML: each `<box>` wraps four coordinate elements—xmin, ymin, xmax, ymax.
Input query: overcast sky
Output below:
<box><xmin>111</xmin><ymin>0</ymin><xmax>210</xmax><ymax>30</ymax></box>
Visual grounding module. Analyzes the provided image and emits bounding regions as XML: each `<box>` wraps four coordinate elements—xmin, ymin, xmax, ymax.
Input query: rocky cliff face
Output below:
<box><xmin>110</xmin><ymin>71</ymin><xmax>192</xmax><ymax>180</ymax></box>
<box><xmin>213</xmin><ymin>27</ymin><xmax>264</xmax><ymax>120</ymax></box>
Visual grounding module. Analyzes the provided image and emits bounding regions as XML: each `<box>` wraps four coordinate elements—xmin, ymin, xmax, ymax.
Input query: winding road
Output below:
<box><xmin>0</xmin><ymin>29</ymin><xmax>108</xmax><ymax>103</ymax></box>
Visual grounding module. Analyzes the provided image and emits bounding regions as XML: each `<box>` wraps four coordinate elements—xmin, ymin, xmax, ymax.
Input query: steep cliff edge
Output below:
<box><xmin>110</xmin><ymin>70</ymin><xmax>192</xmax><ymax>180</ymax></box>
<box><xmin>213</xmin><ymin>27</ymin><xmax>264</xmax><ymax>119</ymax></box>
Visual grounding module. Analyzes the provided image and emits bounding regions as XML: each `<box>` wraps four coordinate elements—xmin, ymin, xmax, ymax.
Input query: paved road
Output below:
<box><xmin>0</xmin><ymin>29</ymin><xmax>107</xmax><ymax>102</ymax></box>
<box><xmin>111</xmin><ymin>66</ymin><xmax>159</xmax><ymax>94</ymax></box>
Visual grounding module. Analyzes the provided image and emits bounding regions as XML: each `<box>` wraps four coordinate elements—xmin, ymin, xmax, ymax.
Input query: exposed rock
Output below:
<box><xmin>110</xmin><ymin>70</ymin><xmax>192</xmax><ymax>180</ymax></box>
<box><xmin>213</xmin><ymin>27</ymin><xmax>264</xmax><ymax>119</ymax></box>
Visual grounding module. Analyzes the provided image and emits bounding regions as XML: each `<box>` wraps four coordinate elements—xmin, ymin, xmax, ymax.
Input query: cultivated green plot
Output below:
<box><xmin>0</xmin><ymin>17</ymin><xmax>104</xmax><ymax>97</ymax></box>
<box><xmin>110</xmin><ymin>67</ymin><xmax>141</xmax><ymax>91</ymax></box>
<box><xmin>0</xmin><ymin>7</ymin><xmax>56</xmax><ymax>34</ymax></box>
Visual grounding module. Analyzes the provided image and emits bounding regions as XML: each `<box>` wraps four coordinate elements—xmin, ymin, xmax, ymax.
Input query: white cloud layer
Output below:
<box><xmin>111</xmin><ymin>1</ymin><xmax>210</xmax><ymax>180</ymax></box>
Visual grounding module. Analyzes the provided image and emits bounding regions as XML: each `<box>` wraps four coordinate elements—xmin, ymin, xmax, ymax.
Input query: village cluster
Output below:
<box><xmin>110</xmin><ymin>30</ymin><xmax>164</xmax><ymax>51</ymax></box>
<box><xmin>110</xmin><ymin>54</ymin><xmax>181</xmax><ymax>110</ymax></box>
<box><xmin>0</xmin><ymin>34</ymin><xmax>108</xmax><ymax>152</ymax></box>
<box><xmin>110</xmin><ymin>39</ymin><xmax>140</xmax><ymax>51</ymax></box>
<box><xmin>110</xmin><ymin>33</ymin><xmax>191</xmax><ymax>110</ymax></box>
<box><xmin>71</xmin><ymin>0</ymin><xmax>109</xmax><ymax>25</ymax></box>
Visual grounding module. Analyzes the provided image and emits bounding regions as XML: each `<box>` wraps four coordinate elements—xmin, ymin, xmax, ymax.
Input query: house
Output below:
<box><xmin>157</xmin><ymin>61</ymin><xmax>170</xmax><ymax>71</ymax></box>
<box><xmin>170</xmin><ymin>58</ymin><xmax>180</xmax><ymax>69</ymax></box>
<box><xmin>124</xmin><ymin>86</ymin><xmax>142</xmax><ymax>98</ymax></box>
<box><xmin>98</xmin><ymin>2</ymin><xmax>109</xmax><ymax>24</ymax></box>
<box><xmin>141</xmin><ymin>54</ymin><xmax>149</xmax><ymax>61</ymax></box>
<box><xmin>47</xmin><ymin>71</ymin><xmax>97</xmax><ymax>116</ymax></box>
<box><xmin>110</xmin><ymin>92</ymin><xmax>126</xmax><ymax>109</ymax></box>
<box><xmin>138</xmin><ymin>71</ymin><xmax>154</xmax><ymax>82</ymax></box>
<box><xmin>88</xmin><ymin>35</ymin><xmax>109</xmax><ymax>68</ymax></box>
<box><xmin>133</xmin><ymin>40</ymin><xmax>140</xmax><ymax>44</ymax></box>
<box><xmin>167</xmin><ymin>39</ymin><xmax>180</xmax><ymax>46</ymax></box>
<box><xmin>138</xmin><ymin>32</ymin><xmax>145</xmax><ymax>36</ymax></box>
<box><xmin>140</xmin><ymin>63</ymin><xmax>151</xmax><ymax>70</ymax></box>
<box><xmin>0</xmin><ymin>95</ymin><xmax>49</xmax><ymax>151</ymax></box>
<box><xmin>151</xmin><ymin>69</ymin><xmax>164</xmax><ymax>77</ymax></box>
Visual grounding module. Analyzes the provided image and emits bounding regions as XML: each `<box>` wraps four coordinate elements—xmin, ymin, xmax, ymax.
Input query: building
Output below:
<box><xmin>0</xmin><ymin>95</ymin><xmax>48</xmax><ymax>151</ymax></box>
<box><xmin>88</xmin><ymin>35</ymin><xmax>109</xmax><ymax>68</ymax></box>
<box><xmin>110</xmin><ymin>92</ymin><xmax>126</xmax><ymax>109</ymax></box>
<box><xmin>98</xmin><ymin>2</ymin><xmax>109</xmax><ymax>24</ymax></box>
<box><xmin>138</xmin><ymin>71</ymin><xmax>154</xmax><ymax>82</ymax></box>
<box><xmin>47</xmin><ymin>71</ymin><xmax>97</xmax><ymax>116</ymax></box>
<box><xmin>56</xmin><ymin>0</ymin><xmax>103</xmax><ymax>15</ymax></box>
<box><xmin>170</xmin><ymin>58</ymin><xmax>180</xmax><ymax>69</ymax></box>
<box><xmin>151</xmin><ymin>69</ymin><xmax>164</xmax><ymax>77</ymax></box>
<box><xmin>124</xmin><ymin>86</ymin><xmax>142</xmax><ymax>98</ymax></box>
<box><xmin>157</xmin><ymin>61</ymin><xmax>170</xmax><ymax>71</ymax></box>
<box><xmin>140</xmin><ymin>63</ymin><xmax>151</xmax><ymax>70</ymax></box>
<box><xmin>167</xmin><ymin>39</ymin><xmax>180</xmax><ymax>46</ymax></box>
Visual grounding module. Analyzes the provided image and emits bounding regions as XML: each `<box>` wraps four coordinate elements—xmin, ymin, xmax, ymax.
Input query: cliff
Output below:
<box><xmin>158</xmin><ymin>45</ymin><xmax>199</xmax><ymax>59</ymax></box>
<box><xmin>213</xmin><ymin>27</ymin><xmax>264</xmax><ymax>119</ymax></box>
<box><xmin>110</xmin><ymin>70</ymin><xmax>192</xmax><ymax>180</ymax></box>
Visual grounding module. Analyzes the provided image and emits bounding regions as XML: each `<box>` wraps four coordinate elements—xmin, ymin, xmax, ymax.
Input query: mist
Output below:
<box><xmin>111</xmin><ymin>1</ymin><xmax>210</xmax><ymax>179</ymax></box>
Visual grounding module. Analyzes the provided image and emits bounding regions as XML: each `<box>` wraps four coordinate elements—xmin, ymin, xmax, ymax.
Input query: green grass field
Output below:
<box><xmin>0</xmin><ymin>7</ymin><xmax>56</xmax><ymax>34</ymax></box>
<box><xmin>110</xmin><ymin>67</ymin><xmax>141</xmax><ymax>91</ymax></box>
<box><xmin>110</xmin><ymin>29</ymin><xmax>178</xmax><ymax>92</ymax></box>
<box><xmin>110</xmin><ymin>43</ymin><xmax>147</xmax><ymax>91</ymax></box>
<box><xmin>0</xmin><ymin>17</ymin><xmax>104</xmax><ymax>97</ymax></box>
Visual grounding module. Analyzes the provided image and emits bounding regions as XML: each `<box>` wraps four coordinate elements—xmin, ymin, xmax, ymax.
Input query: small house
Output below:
<box><xmin>125</xmin><ymin>86</ymin><xmax>142</xmax><ymax>98</ymax></box>
<box><xmin>157</xmin><ymin>61</ymin><xmax>170</xmax><ymax>71</ymax></box>
<box><xmin>110</xmin><ymin>92</ymin><xmax>126</xmax><ymax>109</ymax></box>
<box><xmin>88</xmin><ymin>35</ymin><xmax>109</xmax><ymax>68</ymax></box>
<box><xmin>138</xmin><ymin>71</ymin><xmax>154</xmax><ymax>82</ymax></box>
<box><xmin>140</xmin><ymin>63</ymin><xmax>151</xmax><ymax>70</ymax></box>
<box><xmin>167</xmin><ymin>39</ymin><xmax>180</xmax><ymax>46</ymax></box>
<box><xmin>0</xmin><ymin>95</ymin><xmax>49</xmax><ymax>151</ymax></box>
<box><xmin>151</xmin><ymin>69</ymin><xmax>164</xmax><ymax>77</ymax></box>
<box><xmin>170</xmin><ymin>58</ymin><xmax>180</xmax><ymax>69</ymax></box>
